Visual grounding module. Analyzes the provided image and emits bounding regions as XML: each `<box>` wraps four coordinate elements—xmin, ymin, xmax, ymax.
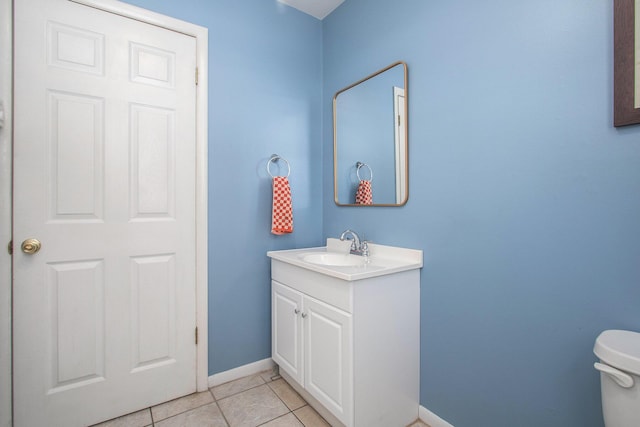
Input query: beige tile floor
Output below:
<box><xmin>92</xmin><ymin>370</ymin><xmax>430</xmax><ymax>427</ymax></box>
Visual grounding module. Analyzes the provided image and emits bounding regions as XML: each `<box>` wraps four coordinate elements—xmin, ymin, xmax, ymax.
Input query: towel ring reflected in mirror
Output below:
<box><xmin>267</xmin><ymin>154</ymin><xmax>290</xmax><ymax>178</ymax></box>
<box><xmin>356</xmin><ymin>162</ymin><xmax>373</xmax><ymax>182</ymax></box>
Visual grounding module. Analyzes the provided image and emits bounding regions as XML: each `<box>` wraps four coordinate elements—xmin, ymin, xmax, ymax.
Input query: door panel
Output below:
<box><xmin>47</xmin><ymin>21</ymin><xmax>105</xmax><ymax>75</ymax></box>
<box><xmin>304</xmin><ymin>296</ymin><xmax>353</xmax><ymax>426</ymax></box>
<box><xmin>49</xmin><ymin>91</ymin><xmax>104</xmax><ymax>219</ymax></box>
<box><xmin>48</xmin><ymin>259</ymin><xmax>105</xmax><ymax>391</ymax></box>
<box><xmin>130</xmin><ymin>104</ymin><xmax>175</xmax><ymax>218</ymax></box>
<box><xmin>130</xmin><ymin>254</ymin><xmax>176</xmax><ymax>371</ymax></box>
<box><xmin>130</xmin><ymin>42</ymin><xmax>176</xmax><ymax>88</ymax></box>
<box><xmin>13</xmin><ymin>1</ymin><xmax>197</xmax><ymax>425</ymax></box>
<box><xmin>272</xmin><ymin>281</ymin><xmax>303</xmax><ymax>384</ymax></box>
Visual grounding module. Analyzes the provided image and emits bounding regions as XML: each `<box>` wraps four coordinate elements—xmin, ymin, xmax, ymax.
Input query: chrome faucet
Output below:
<box><xmin>339</xmin><ymin>229</ymin><xmax>369</xmax><ymax>257</ymax></box>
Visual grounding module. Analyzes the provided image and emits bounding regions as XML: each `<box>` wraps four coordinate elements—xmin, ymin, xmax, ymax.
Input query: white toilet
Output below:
<box><xmin>593</xmin><ymin>330</ymin><xmax>640</xmax><ymax>427</ymax></box>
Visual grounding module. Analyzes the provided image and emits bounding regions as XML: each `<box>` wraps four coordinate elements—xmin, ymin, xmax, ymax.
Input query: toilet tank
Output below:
<box><xmin>594</xmin><ymin>330</ymin><xmax>640</xmax><ymax>427</ymax></box>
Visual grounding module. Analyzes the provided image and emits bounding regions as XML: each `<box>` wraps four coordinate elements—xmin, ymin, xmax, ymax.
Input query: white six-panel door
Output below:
<box><xmin>13</xmin><ymin>0</ymin><xmax>198</xmax><ymax>425</ymax></box>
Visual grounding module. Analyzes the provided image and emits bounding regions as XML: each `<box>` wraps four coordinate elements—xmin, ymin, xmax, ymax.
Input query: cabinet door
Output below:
<box><xmin>304</xmin><ymin>296</ymin><xmax>353</xmax><ymax>426</ymax></box>
<box><xmin>272</xmin><ymin>281</ymin><xmax>303</xmax><ymax>384</ymax></box>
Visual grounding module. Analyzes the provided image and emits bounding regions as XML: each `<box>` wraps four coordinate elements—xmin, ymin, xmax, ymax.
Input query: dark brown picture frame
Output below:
<box><xmin>614</xmin><ymin>0</ymin><xmax>640</xmax><ymax>126</ymax></box>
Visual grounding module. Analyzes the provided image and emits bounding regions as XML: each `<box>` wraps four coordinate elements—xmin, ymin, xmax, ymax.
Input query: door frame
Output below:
<box><xmin>0</xmin><ymin>1</ymin><xmax>209</xmax><ymax>424</ymax></box>
<box><xmin>0</xmin><ymin>0</ymin><xmax>13</xmax><ymax>425</ymax></box>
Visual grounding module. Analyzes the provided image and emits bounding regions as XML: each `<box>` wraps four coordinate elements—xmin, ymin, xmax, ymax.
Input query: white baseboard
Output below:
<box><xmin>419</xmin><ymin>405</ymin><xmax>454</xmax><ymax>427</ymax></box>
<box><xmin>208</xmin><ymin>358</ymin><xmax>275</xmax><ymax>388</ymax></box>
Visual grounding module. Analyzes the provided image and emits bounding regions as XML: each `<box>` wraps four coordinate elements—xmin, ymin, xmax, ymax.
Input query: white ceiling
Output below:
<box><xmin>277</xmin><ymin>0</ymin><xmax>345</xmax><ymax>20</ymax></box>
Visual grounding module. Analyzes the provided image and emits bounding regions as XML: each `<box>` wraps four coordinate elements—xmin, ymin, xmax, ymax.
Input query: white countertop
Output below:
<box><xmin>267</xmin><ymin>238</ymin><xmax>423</xmax><ymax>281</ymax></box>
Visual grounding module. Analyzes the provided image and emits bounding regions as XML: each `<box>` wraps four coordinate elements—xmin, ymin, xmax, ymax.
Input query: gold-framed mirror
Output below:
<box><xmin>333</xmin><ymin>61</ymin><xmax>408</xmax><ymax>206</ymax></box>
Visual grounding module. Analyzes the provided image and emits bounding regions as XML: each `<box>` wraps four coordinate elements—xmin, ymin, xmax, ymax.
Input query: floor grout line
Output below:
<box><xmin>96</xmin><ymin>371</ymin><xmax>333</xmax><ymax>427</ymax></box>
<box><xmin>214</xmin><ymin>400</ymin><xmax>231</xmax><ymax>427</ymax></box>
<box><xmin>210</xmin><ymin>374</ymin><xmax>268</xmax><ymax>401</ymax></box>
<box><xmin>148</xmin><ymin>390</ymin><xmax>222</xmax><ymax>426</ymax></box>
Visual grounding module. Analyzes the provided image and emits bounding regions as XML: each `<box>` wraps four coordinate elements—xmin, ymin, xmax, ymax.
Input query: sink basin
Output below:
<box><xmin>302</xmin><ymin>252</ymin><xmax>366</xmax><ymax>267</ymax></box>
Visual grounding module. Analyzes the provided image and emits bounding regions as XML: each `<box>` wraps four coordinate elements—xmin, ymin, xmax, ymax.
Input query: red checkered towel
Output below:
<box><xmin>355</xmin><ymin>180</ymin><xmax>373</xmax><ymax>205</ymax></box>
<box><xmin>271</xmin><ymin>176</ymin><xmax>293</xmax><ymax>234</ymax></box>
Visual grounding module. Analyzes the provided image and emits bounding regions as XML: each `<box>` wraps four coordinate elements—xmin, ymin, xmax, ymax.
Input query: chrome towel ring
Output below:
<box><xmin>356</xmin><ymin>162</ymin><xmax>373</xmax><ymax>182</ymax></box>
<box><xmin>267</xmin><ymin>154</ymin><xmax>291</xmax><ymax>178</ymax></box>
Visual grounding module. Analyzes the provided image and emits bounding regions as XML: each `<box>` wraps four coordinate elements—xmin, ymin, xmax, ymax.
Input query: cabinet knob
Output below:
<box><xmin>294</xmin><ymin>309</ymin><xmax>300</xmax><ymax>315</ymax></box>
<box><xmin>301</xmin><ymin>312</ymin><xmax>307</xmax><ymax>318</ymax></box>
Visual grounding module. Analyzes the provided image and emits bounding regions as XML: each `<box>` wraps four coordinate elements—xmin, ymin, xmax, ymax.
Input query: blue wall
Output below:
<box><xmin>323</xmin><ymin>0</ymin><xmax>640</xmax><ymax>426</ymax></box>
<box><xmin>119</xmin><ymin>0</ymin><xmax>640</xmax><ymax>425</ymax></box>
<box><xmin>121</xmin><ymin>0</ymin><xmax>324</xmax><ymax>374</ymax></box>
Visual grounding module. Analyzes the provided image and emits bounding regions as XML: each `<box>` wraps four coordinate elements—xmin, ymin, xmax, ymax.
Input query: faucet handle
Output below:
<box><xmin>361</xmin><ymin>240</ymin><xmax>370</xmax><ymax>256</ymax></box>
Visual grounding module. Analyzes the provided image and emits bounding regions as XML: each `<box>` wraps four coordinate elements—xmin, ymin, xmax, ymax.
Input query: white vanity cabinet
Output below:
<box><xmin>272</xmin><ymin>280</ymin><xmax>353</xmax><ymax>424</ymax></box>
<box><xmin>269</xmin><ymin>241</ymin><xmax>422</xmax><ymax>427</ymax></box>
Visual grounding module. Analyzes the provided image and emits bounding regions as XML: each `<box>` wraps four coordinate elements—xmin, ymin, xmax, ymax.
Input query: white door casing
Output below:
<box><xmin>0</xmin><ymin>0</ymin><xmax>13</xmax><ymax>426</ymax></box>
<box><xmin>12</xmin><ymin>0</ymin><xmax>208</xmax><ymax>426</ymax></box>
<box><xmin>393</xmin><ymin>86</ymin><xmax>406</xmax><ymax>205</ymax></box>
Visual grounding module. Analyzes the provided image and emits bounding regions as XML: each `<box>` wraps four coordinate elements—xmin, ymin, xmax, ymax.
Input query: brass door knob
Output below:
<box><xmin>21</xmin><ymin>238</ymin><xmax>41</xmax><ymax>254</ymax></box>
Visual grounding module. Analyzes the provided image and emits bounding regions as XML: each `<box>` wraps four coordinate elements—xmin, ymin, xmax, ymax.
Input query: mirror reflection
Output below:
<box><xmin>333</xmin><ymin>61</ymin><xmax>408</xmax><ymax>206</ymax></box>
